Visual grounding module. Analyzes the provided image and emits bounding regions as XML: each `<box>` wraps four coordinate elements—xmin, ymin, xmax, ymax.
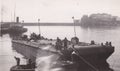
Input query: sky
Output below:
<box><xmin>0</xmin><ymin>0</ymin><xmax>120</xmax><ymax>22</ymax></box>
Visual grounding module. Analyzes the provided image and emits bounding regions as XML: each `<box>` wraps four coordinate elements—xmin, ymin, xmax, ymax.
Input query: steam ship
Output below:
<box><xmin>1</xmin><ymin>17</ymin><xmax>27</xmax><ymax>35</ymax></box>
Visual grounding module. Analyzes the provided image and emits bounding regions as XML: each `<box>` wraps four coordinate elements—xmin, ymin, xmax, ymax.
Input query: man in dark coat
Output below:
<box><xmin>14</xmin><ymin>56</ymin><xmax>20</xmax><ymax>66</ymax></box>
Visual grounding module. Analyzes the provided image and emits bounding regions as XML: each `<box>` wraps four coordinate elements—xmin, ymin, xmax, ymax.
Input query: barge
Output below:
<box><xmin>11</xmin><ymin>33</ymin><xmax>114</xmax><ymax>71</ymax></box>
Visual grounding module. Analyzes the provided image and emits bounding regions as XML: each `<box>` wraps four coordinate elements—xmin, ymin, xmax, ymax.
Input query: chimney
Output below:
<box><xmin>16</xmin><ymin>17</ymin><xmax>19</xmax><ymax>23</ymax></box>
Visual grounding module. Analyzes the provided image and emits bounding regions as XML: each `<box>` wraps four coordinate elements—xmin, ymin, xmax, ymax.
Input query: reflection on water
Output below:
<box><xmin>0</xmin><ymin>26</ymin><xmax>120</xmax><ymax>71</ymax></box>
<box><xmin>36</xmin><ymin>55</ymin><xmax>63</xmax><ymax>71</ymax></box>
<box><xmin>0</xmin><ymin>34</ymin><xmax>15</xmax><ymax>71</ymax></box>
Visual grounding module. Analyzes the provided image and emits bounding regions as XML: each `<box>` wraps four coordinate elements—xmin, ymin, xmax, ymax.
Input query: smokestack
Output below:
<box><xmin>16</xmin><ymin>17</ymin><xmax>19</xmax><ymax>23</ymax></box>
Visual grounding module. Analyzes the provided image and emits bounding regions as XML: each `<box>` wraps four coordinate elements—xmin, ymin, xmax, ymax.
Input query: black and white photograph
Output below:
<box><xmin>0</xmin><ymin>0</ymin><xmax>120</xmax><ymax>71</ymax></box>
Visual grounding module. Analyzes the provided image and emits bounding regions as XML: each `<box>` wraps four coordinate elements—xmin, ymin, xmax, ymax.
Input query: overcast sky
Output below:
<box><xmin>0</xmin><ymin>0</ymin><xmax>120</xmax><ymax>22</ymax></box>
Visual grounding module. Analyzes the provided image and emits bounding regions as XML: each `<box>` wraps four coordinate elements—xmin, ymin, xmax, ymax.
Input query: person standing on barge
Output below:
<box><xmin>14</xmin><ymin>56</ymin><xmax>20</xmax><ymax>66</ymax></box>
<box><xmin>63</xmin><ymin>37</ymin><xmax>68</xmax><ymax>50</ymax></box>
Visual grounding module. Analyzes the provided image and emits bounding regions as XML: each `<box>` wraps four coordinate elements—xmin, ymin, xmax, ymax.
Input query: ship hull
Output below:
<box><xmin>12</xmin><ymin>40</ymin><xmax>114</xmax><ymax>71</ymax></box>
<box><xmin>8</xmin><ymin>27</ymin><xmax>27</xmax><ymax>34</ymax></box>
<box><xmin>10</xmin><ymin>65</ymin><xmax>35</xmax><ymax>71</ymax></box>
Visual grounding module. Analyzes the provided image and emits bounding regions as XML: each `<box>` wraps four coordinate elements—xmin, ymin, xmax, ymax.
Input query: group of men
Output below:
<box><xmin>21</xmin><ymin>32</ymin><xmax>43</xmax><ymax>41</ymax></box>
<box><xmin>55</xmin><ymin>37</ymin><xmax>68</xmax><ymax>50</ymax></box>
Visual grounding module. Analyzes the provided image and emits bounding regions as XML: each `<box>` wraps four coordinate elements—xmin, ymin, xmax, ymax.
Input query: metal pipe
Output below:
<box><xmin>38</xmin><ymin>19</ymin><xmax>41</xmax><ymax>35</ymax></box>
<box><xmin>72</xmin><ymin>16</ymin><xmax>76</xmax><ymax>37</ymax></box>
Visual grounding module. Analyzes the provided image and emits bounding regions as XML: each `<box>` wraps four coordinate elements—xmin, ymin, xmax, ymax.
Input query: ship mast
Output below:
<box><xmin>1</xmin><ymin>0</ymin><xmax>3</xmax><ymax>23</ymax></box>
<box><xmin>14</xmin><ymin>0</ymin><xmax>16</xmax><ymax>22</ymax></box>
<box><xmin>72</xmin><ymin>16</ymin><xmax>76</xmax><ymax>37</ymax></box>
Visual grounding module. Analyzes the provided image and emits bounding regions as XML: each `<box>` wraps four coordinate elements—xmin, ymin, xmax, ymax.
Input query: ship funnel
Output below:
<box><xmin>16</xmin><ymin>17</ymin><xmax>19</xmax><ymax>23</ymax></box>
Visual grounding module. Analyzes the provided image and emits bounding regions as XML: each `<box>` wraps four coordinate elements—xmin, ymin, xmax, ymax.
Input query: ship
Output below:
<box><xmin>8</xmin><ymin>22</ymin><xmax>27</xmax><ymax>34</ymax></box>
<box><xmin>11</xmin><ymin>33</ymin><xmax>114</xmax><ymax>71</ymax></box>
<box><xmin>0</xmin><ymin>17</ymin><xmax>27</xmax><ymax>35</ymax></box>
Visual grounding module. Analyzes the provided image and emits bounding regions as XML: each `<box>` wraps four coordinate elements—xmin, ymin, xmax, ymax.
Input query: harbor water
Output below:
<box><xmin>0</xmin><ymin>26</ymin><xmax>120</xmax><ymax>71</ymax></box>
